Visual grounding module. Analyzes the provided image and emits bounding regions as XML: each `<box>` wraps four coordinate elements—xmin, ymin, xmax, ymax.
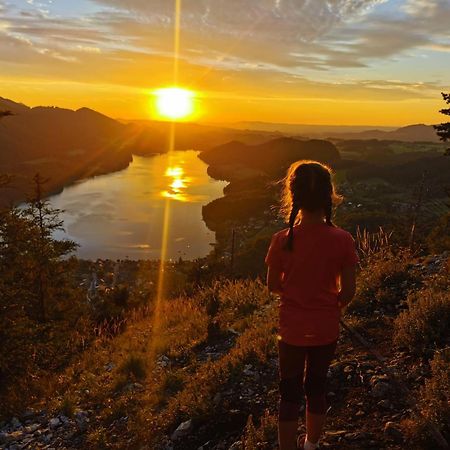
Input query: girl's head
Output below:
<box><xmin>281</xmin><ymin>160</ymin><xmax>342</xmax><ymax>249</ymax></box>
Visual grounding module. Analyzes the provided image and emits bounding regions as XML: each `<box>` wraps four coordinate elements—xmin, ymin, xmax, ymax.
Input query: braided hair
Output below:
<box><xmin>281</xmin><ymin>160</ymin><xmax>342</xmax><ymax>250</ymax></box>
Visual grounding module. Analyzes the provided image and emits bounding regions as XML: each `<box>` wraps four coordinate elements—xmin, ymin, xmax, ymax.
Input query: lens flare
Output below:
<box><xmin>154</xmin><ymin>87</ymin><xmax>194</xmax><ymax>120</ymax></box>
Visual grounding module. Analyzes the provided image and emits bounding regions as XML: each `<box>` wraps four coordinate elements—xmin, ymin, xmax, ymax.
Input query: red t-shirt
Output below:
<box><xmin>265</xmin><ymin>223</ymin><xmax>359</xmax><ymax>346</ymax></box>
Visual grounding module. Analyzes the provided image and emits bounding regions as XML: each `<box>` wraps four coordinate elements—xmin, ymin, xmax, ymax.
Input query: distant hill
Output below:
<box><xmin>0</xmin><ymin>98</ymin><xmax>133</xmax><ymax>204</ymax></box>
<box><xmin>229</xmin><ymin>121</ymin><xmax>439</xmax><ymax>142</ymax></box>
<box><xmin>0</xmin><ymin>97</ymin><xmax>280</xmax><ymax>204</ymax></box>
<box><xmin>328</xmin><ymin>124</ymin><xmax>440</xmax><ymax>142</ymax></box>
<box><xmin>228</xmin><ymin>121</ymin><xmax>395</xmax><ymax>135</ymax></box>
<box><xmin>199</xmin><ymin>137</ymin><xmax>341</xmax><ymax>180</ymax></box>
<box><xmin>0</xmin><ymin>99</ymin><xmax>128</xmax><ymax>164</ymax></box>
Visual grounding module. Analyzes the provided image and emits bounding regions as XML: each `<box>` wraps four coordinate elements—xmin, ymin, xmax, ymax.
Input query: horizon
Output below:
<box><xmin>0</xmin><ymin>95</ymin><xmax>437</xmax><ymax>129</ymax></box>
<box><xmin>1</xmin><ymin>0</ymin><xmax>449</xmax><ymax>126</ymax></box>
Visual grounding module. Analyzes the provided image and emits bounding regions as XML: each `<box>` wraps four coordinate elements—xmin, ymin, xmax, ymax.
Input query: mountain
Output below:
<box><xmin>229</xmin><ymin>121</ymin><xmax>439</xmax><ymax>142</ymax></box>
<box><xmin>0</xmin><ymin>97</ymin><xmax>30</xmax><ymax>115</ymax></box>
<box><xmin>328</xmin><ymin>124</ymin><xmax>440</xmax><ymax>142</ymax></box>
<box><xmin>0</xmin><ymin>98</ymin><xmax>132</xmax><ymax>204</ymax></box>
<box><xmin>228</xmin><ymin>121</ymin><xmax>396</xmax><ymax>135</ymax></box>
<box><xmin>0</xmin><ymin>97</ymin><xmax>280</xmax><ymax>204</ymax></box>
<box><xmin>199</xmin><ymin>137</ymin><xmax>341</xmax><ymax>180</ymax></box>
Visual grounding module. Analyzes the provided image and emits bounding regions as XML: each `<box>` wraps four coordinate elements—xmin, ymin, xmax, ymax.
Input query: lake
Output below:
<box><xmin>49</xmin><ymin>150</ymin><xmax>227</xmax><ymax>260</ymax></box>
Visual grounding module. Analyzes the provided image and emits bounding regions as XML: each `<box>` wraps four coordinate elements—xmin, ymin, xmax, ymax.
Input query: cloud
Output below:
<box><xmin>0</xmin><ymin>0</ymin><xmax>448</xmax><ymax>113</ymax></box>
<box><xmin>94</xmin><ymin>0</ymin><xmax>387</xmax><ymax>40</ymax></box>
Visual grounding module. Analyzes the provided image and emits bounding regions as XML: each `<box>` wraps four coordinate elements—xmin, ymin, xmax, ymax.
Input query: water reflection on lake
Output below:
<box><xmin>49</xmin><ymin>150</ymin><xmax>226</xmax><ymax>260</ymax></box>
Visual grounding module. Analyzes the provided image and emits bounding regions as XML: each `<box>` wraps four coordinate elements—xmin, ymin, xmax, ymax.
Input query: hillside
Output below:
<box><xmin>199</xmin><ymin>137</ymin><xmax>341</xmax><ymax>180</ymax></box>
<box><xmin>328</xmin><ymin>125</ymin><xmax>440</xmax><ymax>143</ymax></box>
<box><xmin>229</xmin><ymin>122</ymin><xmax>439</xmax><ymax>143</ymax></box>
<box><xmin>0</xmin><ymin>98</ymin><xmax>280</xmax><ymax>205</ymax></box>
<box><xmin>0</xmin><ymin>98</ymin><xmax>133</xmax><ymax>204</ymax></box>
<box><xmin>0</xmin><ymin>254</ymin><xmax>448</xmax><ymax>450</ymax></box>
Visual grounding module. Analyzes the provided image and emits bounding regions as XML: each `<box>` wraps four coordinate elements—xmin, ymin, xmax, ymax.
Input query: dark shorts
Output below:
<box><xmin>278</xmin><ymin>338</ymin><xmax>337</xmax><ymax>419</ymax></box>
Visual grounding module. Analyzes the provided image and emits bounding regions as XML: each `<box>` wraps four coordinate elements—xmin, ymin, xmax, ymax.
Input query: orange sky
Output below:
<box><xmin>1</xmin><ymin>0</ymin><xmax>449</xmax><ymax>126</ymax></box>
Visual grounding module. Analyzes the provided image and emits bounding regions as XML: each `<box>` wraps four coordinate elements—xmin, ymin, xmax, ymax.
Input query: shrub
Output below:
<box><xmin>426</xmin><ymin>212</ymin><xmax>450</xmax><ymax>253</ymax></box>
<box><xmin>242</xmin><ymin>410</ymin><xmax>278</xmax><ymax>449</ymax></box>
<box><xmin>394</xmin><ymin>273</ymin><xmax>450</xmax><ymax>355</ymax></box>
<box><xmin>349</xmin><ymin>249</ymin><xmax>420</xmax><ymax>315</ymax></box>
<box><xmin>243</xmin><ymin>414</ymin><xmax>258</xmax><ymax>450</ymax></box>
<box><xmin>120</xmin><ymin>354</ymin><xmax>147</xmax><ymax>380</ymax></box>
<box><xmin>161</xmin><ymin>371</ymin><xmax>185</xmax><ymax>396</ymax></box>
<box><xmin>420</xmin><ymin>349</ymin><xmax>450</xmax><ymax>437</ymax></box>
<box><xmin>60</xmin><ymin>395</ymin><xmax>75</xmax><ymax>418</ymax></box>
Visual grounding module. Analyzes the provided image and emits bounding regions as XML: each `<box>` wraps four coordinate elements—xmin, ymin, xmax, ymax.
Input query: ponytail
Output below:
<box><xmin>285</xmin><ymin>204</ymin><xmax>300</xmax><ymax>250</ymax></box>
<box><xmin>325</xmin><ymin>196</ymin><xmax>334</xmax><ymax>227</ymax></box>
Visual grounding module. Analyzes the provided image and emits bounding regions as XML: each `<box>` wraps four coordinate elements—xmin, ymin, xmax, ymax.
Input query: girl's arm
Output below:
<box><xmin>266</xmin><ymin>265</ymin><xmax>284</xmax><ymax>295</ymax></box>
<box><xmin>338</xmin><ymin>264</ymin><xmax>356</xmax><ymax>308</ymax></box>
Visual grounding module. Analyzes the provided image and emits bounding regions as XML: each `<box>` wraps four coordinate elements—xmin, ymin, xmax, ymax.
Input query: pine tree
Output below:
<box><xmin>434</xmin><ymin>93</ymin><xmax>450</xmax><ymax>156</ymax></box>
<box><xmin>23</xmin><ymin>174</ymin><xmax>79</xmax><ymax>320</ymax></box>
<box><xmin>0</xmin><ymin>173</ymin><xmax>78</xmax><ymax>322</ymax></box>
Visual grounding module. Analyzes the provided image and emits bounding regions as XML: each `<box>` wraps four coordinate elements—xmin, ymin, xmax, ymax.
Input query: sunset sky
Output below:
<box><xmin>1</xmin><ymin>0</ymin><xmax>449</xmax><ymax>125</ymax></box>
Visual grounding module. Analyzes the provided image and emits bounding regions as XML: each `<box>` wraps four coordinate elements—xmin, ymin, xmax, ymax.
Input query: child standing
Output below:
<box><xmin>265</xmin><ymin>161</ymin><xmax>359</xmax><ymax>450</ymax></box>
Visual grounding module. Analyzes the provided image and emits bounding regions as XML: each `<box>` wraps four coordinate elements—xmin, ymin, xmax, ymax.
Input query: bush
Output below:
<box><xmin>349</xmin><ymin>249</ymin><xmax>420</xmax><ymax>315</ymax></box>
<box><xmin>426</xmin><ymin>212</ymin><xmax>450</xmax><ymax>253</ymax></box>
<box><xmin>120</xmin><ymin>354</ymin><xmax>147</xmax><ymax>380</ymax></box>
<box><xmin>242</xmin><ymin>410</ymin><xmax>278</xmax><ymax>449</ymax></box>
<box><xmin>420</xmin><ymin>349</ymin><xmax>450</xmax><ymax>437</ymax></box>
<box><xmin>394</xmin><ymin>272</ymin><xmax>450</xmax><ymax>355</ymax></box>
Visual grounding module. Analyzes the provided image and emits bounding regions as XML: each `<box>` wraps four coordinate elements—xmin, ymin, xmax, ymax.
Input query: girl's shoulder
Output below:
<box><xmin>270</xmin><ymin>228</ymin><xmax>289</xmax><ymax>246</ymax></box>
<box><xmin>327</xmin><ymin>225</ymin><xmax>354</xmax><ymax>239</ymax></box>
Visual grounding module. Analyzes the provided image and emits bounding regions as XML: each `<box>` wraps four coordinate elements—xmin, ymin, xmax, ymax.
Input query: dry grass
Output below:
<box><xmin>393</xmin><ymin>277</ymin><xmax>450</xmax><ymax>355</ymax></box>
<box><xmin>420</xmin><ymin>348</ymin><xmax>450</xmax><ymax>437</ymax></box>
<box><xmin>349</xmin><ymin>248</ymin><xmax>420</xmax><ymax>315</ymax></box>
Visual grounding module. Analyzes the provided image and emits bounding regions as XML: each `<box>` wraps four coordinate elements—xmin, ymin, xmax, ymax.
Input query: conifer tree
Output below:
<box><xmin>0</xmin><ymin>173</ymin><xmax>78</xmax><ymax>322</ymax></box>
<box><xmin>434</xmin><ymin>92</ymin><xmax>450</xmax><ymax>155</ymax></box>
<box><xmin>23</xmin><ymin>174</ymin><xmax>78</xmax><ymax>320</ymax></box>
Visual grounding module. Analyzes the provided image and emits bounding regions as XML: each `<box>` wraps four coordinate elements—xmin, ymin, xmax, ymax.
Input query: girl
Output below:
<box><xmin>265</xmin><ymin>160</ymin><xmax>358</xmax><ymax>450</ymax></box>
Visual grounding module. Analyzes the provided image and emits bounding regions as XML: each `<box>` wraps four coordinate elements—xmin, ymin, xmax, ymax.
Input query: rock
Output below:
<box><xmin>228</xmin><ymin>328</ymin><xmax>240</xmax><ymax>336</ymax></box>
<box><xmin>228</xmin><ymin>441</ymin><xmax>242</xmax><ymax>450</ymax></box>
<box><xmin>75</xmin><ymin>411</ymin><xmax>89</xmax><ymax>432</ymax></box>
<box><xmin>49</xmin><ymin>418</ymin><xmax>61</xmax><ymax>429</ymax></box>
<box><xmin>355</xmin><ymin>410</ymin><xmax>365</xmax><ymax>417</ymax></box>
<box><xmin>105</xmin><ymin>362</ymin><xmax>115</xmax><ymax>372</ymax></box>
<box><xmin>21</xmin><ymin>409</ymin><xmax>36</xmax><ymax>420</ymax></box>
<box><xmin>10</xmin><ymin>417</ymin><xmax>22</xmax><ymax>429</ymax></box>
<box><xmin>378</xmin><ymin>399</ymin><xmax>392</xmax><ymax>409</ymax></box>
<box><xmin>243</xmin><ymin>364</ymin><xmax>255</xmax><ymax>377</ymax></box>
<box><xmin>1</xmin><ymin>431</ymin><xmax>23</xmax><ymax>444</ymax></box>
<box><xmin>42</xmin><ymin>432</ymin><xmax>53</xmax><ymax>444</ymax></box>
<box><xmin>384</xmin><ymin>421</ymin><xmax>404</xmax><ymax>441</ymax></box>
<box><xmin>24</xmin><ymin>423</ymin><xmax>40</xmax><ymax>433</ymax></box>
<box><xmin>157</xmin><ymin>355</ymin><xmax>170</xmax><ymax>368</ymax></box>
<box><xmin>371</xmin><ymin>381</ymin><xmax>391</xmax><ymax>398</ymax></box>
<box><xmin>171</xmin><ymin>419</ymin><xmax>193</xmax><ymax>440</ymax></box>
<box><xmin>326</xmin><ymin>430</ymin><xmax>347</xmax><ymax>437</ymax></box>
<box><xmin>59</xmin><ymin>415</ymin><xmax>70</xmax><ymax>424</ymax></box>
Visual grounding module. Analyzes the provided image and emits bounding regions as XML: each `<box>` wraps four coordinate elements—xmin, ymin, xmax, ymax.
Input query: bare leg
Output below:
<box><xmin>303</xmin><ymin>340</ymin><xmax>337</xmax><ymax>447</ymax></box>
<box><xmin>305</xmin><ymin>411</ymin><xmax>326</xmax><ymax>444</ymax></box>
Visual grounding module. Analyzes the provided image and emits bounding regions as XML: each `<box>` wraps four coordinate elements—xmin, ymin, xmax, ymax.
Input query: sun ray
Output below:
<box><xmin>149</xmin><ymin>0</ymin><xmax>182</xmax><ymax>363</ymax></box>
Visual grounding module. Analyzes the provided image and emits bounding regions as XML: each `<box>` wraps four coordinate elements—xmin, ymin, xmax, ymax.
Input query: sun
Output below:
<box><xmin>154</xmin><ymin>87</ymin><xmax>194</xmax><ymax>120</ymax></box>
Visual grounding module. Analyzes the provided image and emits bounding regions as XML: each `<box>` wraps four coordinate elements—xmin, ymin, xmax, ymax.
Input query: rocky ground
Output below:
<box><xmin>0</xmin><ymin>325</ymin><xmax>433</xmax><ymax>450</ymax></box>
<box><xmin>1</xmin><ymin>254</ymin><xmax>447</xmax><ymax>450</ymax></box>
